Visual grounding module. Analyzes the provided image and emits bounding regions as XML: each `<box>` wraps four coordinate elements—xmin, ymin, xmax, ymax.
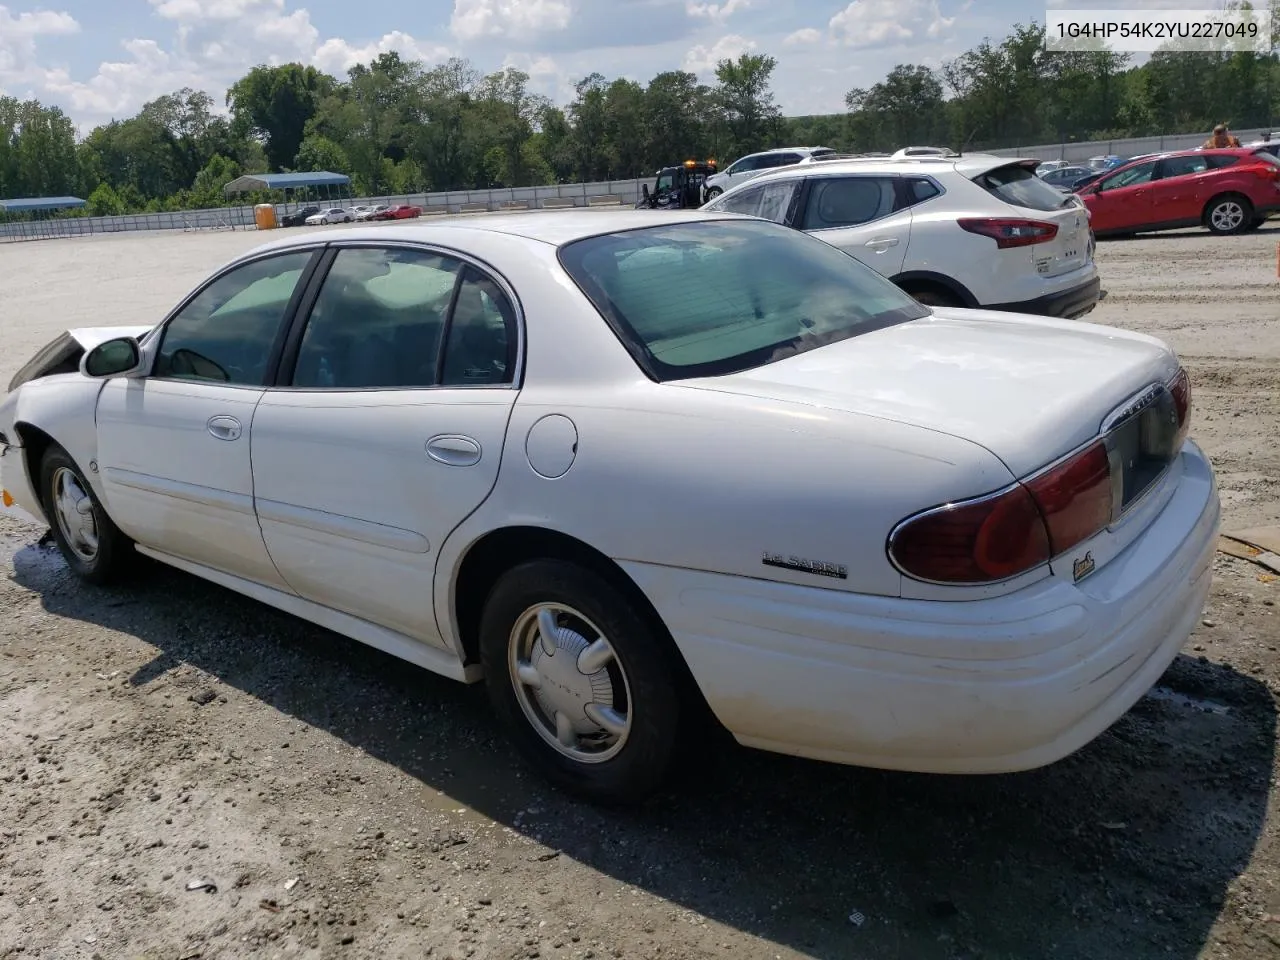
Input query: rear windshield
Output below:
<box><xmin>557</xmin><ymin>219</ymin><xmax>929</xmax><ymax>381</ymax></box>
<box><xmin>975</xmin><ymin>163</ymin><xmax>1073</xmax><ymax>211</ymax></box>
<box><xmin>1254</xmin><ymin>150</ymin><xmax>1280</xmax><ymax>166</ymax></box>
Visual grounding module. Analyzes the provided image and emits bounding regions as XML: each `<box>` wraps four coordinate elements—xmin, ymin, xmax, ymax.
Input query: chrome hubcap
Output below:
<box><xmin>509</xmin><ymin>603</ymin><xmax>632</xmax><ymax>763</ymax></box>
<box><xmin>1212</xmin><ymin>202</ymin><xmax>1244</xmax><ymax>231</ymax></box>
<box><xmin>51</xmin><ymin>467</ymin><xmax>98</xmax><ymax>563</ymax></box>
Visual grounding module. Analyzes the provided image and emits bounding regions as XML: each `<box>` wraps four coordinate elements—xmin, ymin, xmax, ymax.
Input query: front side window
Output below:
<box><xmin>655</xmin><ymin>172</ymin><xmax>675</xmax><ymax>194</ymax></box>
<box><xmin>800</xmin><ymin>176</ymin><xmax>897</xmax><ymax>229</ymax></box>
<box><xmin>756</xmin><ymin>179</ymin><xmax>801</xmax><ymax>223</ymax></box>
<box><xmin>558</xmin><ymin>219</ymin><xmax>929</xmax><ymax>381</ymax></box>
<box><xmin>1100</xmin><ymin>161</ymin><xmax>1157</xmax><ymax>190</ymax></box>
<box><xmin>154</xmin><ymin>250</ymin><xmax>314</xmax><ymax>386</ymax></box>
<box><xmin>715</xmin><ymin>184</ymin><xmax>765</xmax><ymax>215</ymax></box>
<box><xmin>291</xmin><ymin>247</ymin><xmax>463</xmax><ymax>389</ymax></box>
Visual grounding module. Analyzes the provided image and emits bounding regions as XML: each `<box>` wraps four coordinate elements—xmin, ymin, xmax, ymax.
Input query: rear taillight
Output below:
<box><xmin>890</xmin><ymin>367</ymin><xmax>1194</xmax><ymax>585</ymax></box>
<box><xmin>1168</xmin><ymin>366</ymin><xmax>1191</xmax><ymax>448</ymax></box>
<box><xmin>958</xmin><ymin>217</ymin><xmax>1059</xmax><ymax>248</ymax></box>
<box><xmin>888</xmin><ymin>486</ymin><xmax>1050</xmax><ymax>584</ymax></box>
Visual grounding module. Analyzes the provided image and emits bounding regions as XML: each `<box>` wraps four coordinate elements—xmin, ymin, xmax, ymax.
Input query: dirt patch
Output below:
<box><xmin>1</xmin><ymin>223</ymin><xmax>1279</xmax><ymax>959</ymax></box>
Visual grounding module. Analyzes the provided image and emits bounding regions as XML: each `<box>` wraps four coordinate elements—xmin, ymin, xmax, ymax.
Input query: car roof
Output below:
<box><xmin>719</xmin><ymin>152</ymin><xmax>1024</xmax><ymax>185</ymax></box>
<box><xmin>243</xmin><ymin>210</ymin><xmax>738</xmax><ymax>256</ymax></box>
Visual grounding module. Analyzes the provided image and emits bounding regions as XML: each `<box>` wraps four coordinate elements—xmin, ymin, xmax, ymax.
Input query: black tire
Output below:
<box><xmin>1204</xmin><ymin>194</ymin><xmax>1253</xmax><ymax>235</ymax></box>
<box><xmin>479</xmin><ymin>559</ymin><xmax>683</xmax><ymax>805</ymax></box>
<box><xmin>704</xmin><ymin>187</ymin><xmax>722</xmax><ymax>200</ymax></box>
<box><xmin>1245</xmin><ymin>217</ymin><xmax>1265</xmax><ymax>232</ymax></box>
<box><xmin>904</xmin><ymin>286</ymin><xmax>962</xmax><ymax>308</ymax></box>
<box><xmin>38</xmin><ymin>444</ymin><xmax>133</xmax><ymax>585</ymax></box>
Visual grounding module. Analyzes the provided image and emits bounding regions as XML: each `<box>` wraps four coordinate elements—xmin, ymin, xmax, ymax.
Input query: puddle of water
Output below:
<box><xmin>1145</xmin><ymin>685</ymin><xmax>1231</xmax><ymax>715</ymax></box>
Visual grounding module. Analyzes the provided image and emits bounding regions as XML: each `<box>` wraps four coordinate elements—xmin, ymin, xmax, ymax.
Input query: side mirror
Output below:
<box><xmin>81</xmin><ymin>337</ymin><xmax>143</xmax><ymax>379</ymax></box>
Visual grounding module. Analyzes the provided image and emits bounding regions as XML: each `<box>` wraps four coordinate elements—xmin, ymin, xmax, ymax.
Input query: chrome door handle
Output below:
<box><xmin>865</xmin><ymin>237</ymin><xmax>899</xmax><ymax>250</ymax></box>
<box><xmin>207</xmin><ymin>415</ymin><xmax>242</xmax><ymax>441</ymax></box>
<box><xmin>426</xmin><ymin>435</ymin><xmax>482</xmax><ymax>466</ymax></box>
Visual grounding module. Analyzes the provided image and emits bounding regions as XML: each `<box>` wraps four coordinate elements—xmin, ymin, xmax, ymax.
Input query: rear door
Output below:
<box><xmin>1151</xmin><ymin>154</ymin><xmax>1213</xmax><ymax>222</ymax></box>
<box><xmin>971</xmin><ymin>161</ymin><xmax>1093</xmax><ymax>276</ymax></box>
<box><xmin>250</xmin><ymin>243</ymin><xmax>520</xmax><ymax>648</ymax></box>
<box><xmin>794</xmin><ymin>174</ymin><xmax>910</xmax><ymax>276</ymax></box>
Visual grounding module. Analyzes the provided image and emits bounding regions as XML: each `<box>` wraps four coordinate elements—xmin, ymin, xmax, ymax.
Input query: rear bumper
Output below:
<box><xmin>0</xmin><ymin>435</ymin><xmax>43</xmax><ymax>523</ymax></box>
<box><xmin>988</xmin><ymin>274</ymin><xmax>1102</xmax><ymax>320</ymax></box>
<box><xmin>621</xmin><ymin>440</ymin><xmax>1219</xmax><ymax>774</ymax></box>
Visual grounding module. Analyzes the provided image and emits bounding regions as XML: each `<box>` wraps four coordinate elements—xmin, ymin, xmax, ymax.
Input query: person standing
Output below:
<box><xmin>1203</xmin><ymin>123</ymin><xmax>1242</xmax><ymax>148</ymax></box>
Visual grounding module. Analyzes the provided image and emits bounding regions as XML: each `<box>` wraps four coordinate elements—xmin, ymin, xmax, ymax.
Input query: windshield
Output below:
<box><xmin>557</xmin><ymin>219</ymin><xmax>929</xmax><ymax>382</ymax></box>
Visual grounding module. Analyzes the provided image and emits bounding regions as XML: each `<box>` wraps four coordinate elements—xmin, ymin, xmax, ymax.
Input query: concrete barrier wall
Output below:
<box><xmin>0</xmin><ymin>179</ymin><xmax>647</xmax><ymax>242</ymax></box>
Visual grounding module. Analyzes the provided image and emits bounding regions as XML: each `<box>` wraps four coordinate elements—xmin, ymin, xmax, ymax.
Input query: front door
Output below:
<box><xmin>795</xmin><ymin>175</ymin><xmax>910</xmax><ymax>276</ymax></box>
<box><xmin>95</xmin><ymin>249</ymin><xmax>318</xmax><ymax>588</ymax></box>
<box><xmin>1086</xmin><ymin>160</ymin><xmax>1158</xmax><ymax>232</ymax></box>
<box><xmin>250</xmin><ymin>245</ymin><xmax>520</xmax><ymax>647</ymax></box>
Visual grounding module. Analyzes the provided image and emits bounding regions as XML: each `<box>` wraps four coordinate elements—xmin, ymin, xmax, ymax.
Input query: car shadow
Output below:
<box><xmin>1097</xmin><ymin>221</ymin><xmax>1280</xmax><ymax>242</ymax></box>
<box><xmin>9</xmin><ymin>539</ymin><xmax>1276</xmax><ymax>960</ymax></box>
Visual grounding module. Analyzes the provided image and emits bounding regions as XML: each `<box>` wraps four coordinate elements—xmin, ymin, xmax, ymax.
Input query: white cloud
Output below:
<box><xmin>313</xmin><ymin>31</ymin><xmax>452</xmax><ymax>76</ymax></box>
<box><xmin>0</xmin><ymin>5</ymin><xmax>80</xmax><ymax>92</ymax></box>
<box><xmin>683</xmin><ymin>34</ymin><xmax>756</xmax><ymax>74</ymax></box>
<box><xmin>450</xmin><ymin>0</ymin><xmax>573</xmax><ymax>42</ymax></box>
<box><xmin>828</xmin><ymin>0</ymin><xmax>954</xmax><ymax>49</ymax></box>
<box><xmin>783</xmin><ymin>27</ymin><xmax>821</xmax><ymax>46</ymax></box>
<box><xmin>685</xmin><ymin>0</ymin><xmax>750</xmax><ymax>25</ymax></box>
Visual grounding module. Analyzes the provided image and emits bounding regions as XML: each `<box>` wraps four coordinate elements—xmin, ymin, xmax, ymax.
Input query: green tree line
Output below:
<box><xmin>1</xmin><ymin>13</ymin><xmax>1277</xmax><ymax>217</ymax></box>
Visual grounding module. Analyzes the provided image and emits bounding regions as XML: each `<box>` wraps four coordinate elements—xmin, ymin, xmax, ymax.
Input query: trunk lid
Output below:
<box><xmin>969</xmin><ymin>159</ymin><xmax>1093</xmax><ymax>278</ymax></box>
<box><xmin>672</xmin><ymin>309</ymin><xmax>1179</xmax><ymax>479</ymax></box>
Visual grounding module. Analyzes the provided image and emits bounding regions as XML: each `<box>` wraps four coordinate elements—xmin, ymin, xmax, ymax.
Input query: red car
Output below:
<box><xmin>372</xmin><ymin>204</ymin><xmax>422</xmax><ymax>221</ymax></box>
<box><xmin>1076</xmin><ymin>147</ymin><xmax>1280</xmax><ymax>237</ymax></box>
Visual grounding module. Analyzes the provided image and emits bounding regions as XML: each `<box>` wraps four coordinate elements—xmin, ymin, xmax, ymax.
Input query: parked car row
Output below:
<box><xmin>279</xmin><ymin>203</ymin><xmax>423</xmax><ymax>227</ymax></box>
<box><xmin>700</xmin><ymin>150</ymin><xmax>1101</xmax><ymax>320</ymax></box>
<box><xmin>0</xmin><ymin>202</ymin><xmax>1217</xmax><ymax>805</ymax></box>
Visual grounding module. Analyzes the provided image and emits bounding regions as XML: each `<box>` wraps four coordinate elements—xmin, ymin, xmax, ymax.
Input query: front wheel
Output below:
<box><xmin>479</xmin><ymin>560</ymin><xmax>683</xmax><ymax>805</ymax></box>
<box><xmin>704</xmin><ymin>187</ymin><xmax>722</xmax><ymax>201</ymax></box>
<box><xmin>39</xmin><ymin>445</ymin><xmax>134</xmax><ymax>585</ymax></box>
<box><xmin>1205</xmin><ymin>195</ymin><xmax>1252</xmax><ymax>235</ymax></box>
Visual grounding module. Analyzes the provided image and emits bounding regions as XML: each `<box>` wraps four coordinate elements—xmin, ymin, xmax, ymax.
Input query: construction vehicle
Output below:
<box><xmin>635</xmin><ymin>159</ymin><xmax>717</xmax><ymax>209</ymax></box>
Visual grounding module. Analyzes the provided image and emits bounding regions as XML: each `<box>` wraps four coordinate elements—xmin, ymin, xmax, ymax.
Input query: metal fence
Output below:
<box><xmin>0</xmin><ymin>179</ymin><xmax>649</xmax><ymax>243</ymax></box>
<box><xmin>2</xmin><ymin>126</ymin><xmax>1273</xmax><ymax>242</ymax></box>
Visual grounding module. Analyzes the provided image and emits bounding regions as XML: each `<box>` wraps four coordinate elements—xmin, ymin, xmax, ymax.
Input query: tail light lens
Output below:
<box><xmin>1168</xmin><ymin>366</ymin><xmax>1191</xmax><ymax>448</ymax></box>
<box><xmin>890</xmin><ymin>366</ymin><xmax>1191</xmax><ymax>585</ymax></box>
<box><xmin>958</xmin><ymin>218</ymin><xmax>1059</xmax><ymax>248</ymax></box>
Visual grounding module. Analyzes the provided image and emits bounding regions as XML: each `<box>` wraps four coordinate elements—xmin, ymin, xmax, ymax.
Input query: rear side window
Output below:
<box><xmin>901</xmin><ymin>177</ymin><xmax>940</xmax><ymax>206</ymax></box>
<box><xmin>1206</xmin><ymin>155</ymin><xmax>1240</xmax><ymax>169</ymax></box>
<box><xmin>557</xmin><ymin>219</ymin><xmax>928</xmax><ymax>381</ymax></box>
<box><xmin>974</xmin><ymin>164</ymin><xmax>1070</xmax><ymax>211</ymax></box>
<box><xmin>800</xmin><ymin>177</ymin><xmax>896</xmax><ymax>229</ymax></box>
<box><xmin>1160</xmin><ymin>155</ymin><xmax>1209</xmax><ymax>178</ymax></box>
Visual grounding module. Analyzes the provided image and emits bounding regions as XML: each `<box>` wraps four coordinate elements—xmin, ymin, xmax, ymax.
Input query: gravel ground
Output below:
<box><xmin>1</xmin><ymin>220</ymin><xmax>1278</xmax><ymax>960</ymax></box>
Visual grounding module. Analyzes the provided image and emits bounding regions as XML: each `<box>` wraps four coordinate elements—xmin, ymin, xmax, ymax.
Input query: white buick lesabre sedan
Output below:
<box><xmin>0</xmin><ymin>211</ymin><xmax>1219</xmax><ymax>804</ymax></box>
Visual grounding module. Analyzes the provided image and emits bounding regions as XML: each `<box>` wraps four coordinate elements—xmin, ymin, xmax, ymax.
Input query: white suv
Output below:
<box><xmin>701</xmin><ymin>153</ymin><xmax>1100</xmax><ymax>318</ymax></box>
<box><xmin>702</xmin><ymin>147</ymin><xmax>836</xmax><ymax>200</ymax></box>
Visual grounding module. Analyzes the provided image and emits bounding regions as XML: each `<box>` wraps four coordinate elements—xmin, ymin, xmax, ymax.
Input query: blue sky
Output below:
<box><xmin>0</xmin><ymin>0</ymin><xmax>1175</xmax><ymax>132</ymax></box>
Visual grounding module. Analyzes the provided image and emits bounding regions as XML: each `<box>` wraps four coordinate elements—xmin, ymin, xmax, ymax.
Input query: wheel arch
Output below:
<box><xmin>890</xmin><ymin>270</ymin><xmax>979</xmax><ymax>308</ymax></box>
<box><xmin>1202</xmin><ymin>190</ymin><xmax>1254</xmax><ymax>227</ymax></box>
<box><xmin>449</xmin><ymin>524</ymin><xmax>718</xmax><ymax>721</ymax></box>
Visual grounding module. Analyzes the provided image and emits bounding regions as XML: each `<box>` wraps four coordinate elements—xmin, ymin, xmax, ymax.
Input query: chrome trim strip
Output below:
<box><xmin>104</xmin><ymin>467</ymin><xmax>256</xmax><ymax>516</ymax></box>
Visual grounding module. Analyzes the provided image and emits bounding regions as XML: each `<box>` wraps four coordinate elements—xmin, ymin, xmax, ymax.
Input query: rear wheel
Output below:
<box><xmin>38</xmin><ymin>445</ymin><xmax>134</xmax><ymax>585</ymax></box>
<box><xmin>1205</xmin><ymin>194</ymin><xmax>1252</xmax><ymax>235</ymax></box>
<box><xmin>479</xmin><ymin>559</ymin><xmax>683</xmax><ymax>805</ymax></box>
<box><xmin>902</xmin><ymin>285</ymin><xmax>962</xmax><ymax>309</ymax></box>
